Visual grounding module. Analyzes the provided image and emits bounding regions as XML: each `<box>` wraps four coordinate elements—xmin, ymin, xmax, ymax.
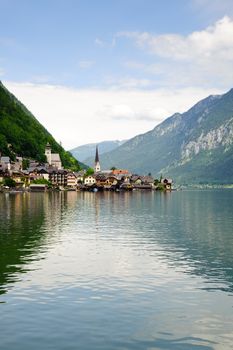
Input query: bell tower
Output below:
<box><xmin>94</xmin><ymin>145</ymin><xmax>101</xmax><ymax>172</ymax></box>
<box><xmin>45</xmin><ymin>142</ymin><xmax>52</xmax><ymax>165</ymax></box>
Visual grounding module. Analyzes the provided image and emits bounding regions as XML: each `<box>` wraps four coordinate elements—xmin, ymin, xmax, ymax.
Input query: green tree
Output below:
<box><xmin>32</xmin><ymin>178</ymin><xmax>51</xmax><ymax>186</ymax></box>
<box><xmin>85</xmin><ymin>168</ymin><xmax>94</xmax><ymax>176</ymax></box>
<box><xmin>3</xmin><ymin>177</ymin><xmax>16</xmax><ymax>188</ymax></box>
<box><xmin>22</xmin><ymin>158</ymin><xmax>30</xmax><ymax>170</ymax></box>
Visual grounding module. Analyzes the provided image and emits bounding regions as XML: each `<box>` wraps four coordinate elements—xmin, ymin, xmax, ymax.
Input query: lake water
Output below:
<box><xmin>0</xmin><ymin>190</ymin><xmax>233</xmax><ymax>350</ymax></box>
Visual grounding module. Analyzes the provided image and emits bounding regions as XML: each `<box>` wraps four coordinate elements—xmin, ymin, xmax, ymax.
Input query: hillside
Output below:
<box><xmin>0</xmin><ymin>81</ymin><xmax>81</xmax><ymax>170</ymax></box>
<box><xmin>99</xmin><ymin>88</ymin><xmax>233</xmax><ymax>184</ymax></box>
<box><xmin>70</xmin><ymin>139</ymin><xmax>126</xmax><ymax>165</ymax></box>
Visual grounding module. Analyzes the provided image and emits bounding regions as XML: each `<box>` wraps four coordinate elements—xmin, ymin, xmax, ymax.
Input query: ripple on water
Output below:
<box><xmin>0</xmin><ymin>191</ymin><xmax>233</xmax><ymax>349</ymax></box>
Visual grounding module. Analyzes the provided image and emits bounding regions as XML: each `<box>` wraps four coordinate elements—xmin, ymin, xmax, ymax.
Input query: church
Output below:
<box><xmin>94</xmin><ymin>145</ymin><xmax>101</xmax><ymax>172</ymax></box>
<box><xmin>45</xmin><ymin>143</ymin><xmax>62</xmax><ymax>169</ymax></box>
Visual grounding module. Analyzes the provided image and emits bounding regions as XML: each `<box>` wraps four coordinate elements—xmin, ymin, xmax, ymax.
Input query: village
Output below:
<box><xmin>0</xmin><ymin>143</ymin><xmax>172</xmax><ymax>192</ymax></box>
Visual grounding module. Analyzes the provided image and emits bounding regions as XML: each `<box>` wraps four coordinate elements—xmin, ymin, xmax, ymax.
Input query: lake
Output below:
<box><xmin>0</xmin><ymin>190</ymin><xmax>233</xmax><ymax>350</ymax></box>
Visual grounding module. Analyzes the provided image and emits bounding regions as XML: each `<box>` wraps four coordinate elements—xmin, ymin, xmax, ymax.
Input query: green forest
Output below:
<box><xmin>0</xmin><ymin>81</ymin><xmax>82</xmax><ymax>171</ymax></box>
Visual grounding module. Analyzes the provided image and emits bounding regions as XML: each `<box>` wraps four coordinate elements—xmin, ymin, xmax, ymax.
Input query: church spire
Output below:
<box><xmin>94</xmin><ymin>145</ymin><xmax>101</xmax><ymax>172</ymax></box>
<box><xmin>95</xmin><ymin>145</ymin><xmax>99</xmax><ymax>163</ymax></box>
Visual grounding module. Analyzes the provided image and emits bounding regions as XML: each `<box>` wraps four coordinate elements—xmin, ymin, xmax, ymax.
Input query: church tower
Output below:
<box><xmin>94</xmin><ymin>145</ymin><xmax>101</xmax><ymax>173</ymax></box>
<box><xmin>45</xmin><ymin>142</ymin><xmax>52</xmax><ymax>165</ymax></box>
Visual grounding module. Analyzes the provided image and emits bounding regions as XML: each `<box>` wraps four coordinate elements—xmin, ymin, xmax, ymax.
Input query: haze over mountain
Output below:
<box><xmin>99</xmin><ymin>88</ymin><xmax>233</xmax><ymax>184</ymax></box>
<box><xmin>70</xmin><ymin>140</ymin><xmax>126</xmax><ymax>165</ymax></box>
<box><xmin>0</xmin><ymin>81</ymin><xmax>82</xmax><ymax>170</ymax></box>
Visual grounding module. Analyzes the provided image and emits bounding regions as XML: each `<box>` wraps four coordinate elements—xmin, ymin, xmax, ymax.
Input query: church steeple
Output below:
<box><xmin>95</xmin><ymin>145</ymin><xmax>99</xmax><ymax>163</ymax></box>
<box><xmin>94</xmin><ymin>145</ymin><xmax>101</xmax><ymax>172</ymax></box>
<box><xmin>45</xmin><ymin>142</ymin><xmax>52</xmax><ymax>165</ymax></box>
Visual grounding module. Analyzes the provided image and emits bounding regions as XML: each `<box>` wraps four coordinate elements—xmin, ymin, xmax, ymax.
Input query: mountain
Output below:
<box><xmin>0</xmin><ymin>81</ymin><xmax>82</xmax><ymax>170</ymax></box>
<box><xmin>70</xmin><ymin>140</ymin><xmax>126</xmax><ymax>165</ymax></box>
<box><xmin>99</xmin><ymin>88</ymin><xmax>233</xmax><ymax>184</ymax></box>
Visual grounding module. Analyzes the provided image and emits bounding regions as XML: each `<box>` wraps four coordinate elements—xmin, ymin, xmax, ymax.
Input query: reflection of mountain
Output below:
<box><xmin>0</xmin><ymin>192</ymin><xmax>78</xmax><ymax>296</ymax></box>
<box><xmin>79</xmin><ymin>190</ymin><xmax>233</xmax><ymax>292</ymax></box>
<box><xmin>68</xmin><ymin>190</ymin><xmax>233</xmax><ymax>293</ymax></box>
<box><xmin>116</xmin><ymin>191</ymin><xmax>233</xmax><ymax>292</ymax></box>
<box><xmin>0</xmin><ymin>190</ymin><xmax>232</xmax><ymax>297</ymax></box>
<box><xmin>0</xmin><ymin>193</ymin><xmax>46</xmax><ymax>295</ymax></box>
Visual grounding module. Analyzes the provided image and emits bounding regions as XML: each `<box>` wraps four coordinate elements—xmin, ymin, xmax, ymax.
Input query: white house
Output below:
<box><xmin>84</xmin><ymin>175</ymin><xmax>96</xmax><ymax>186</ymax></box>
<box><xmin>67</xmin><ymin>172</ymin><xmax>77</xmax><ymax>187</ymax></box>
<box><xmin>0</xmin><ymin>156</ymin><xmax>11</xmax><ymax>172</ymax></box>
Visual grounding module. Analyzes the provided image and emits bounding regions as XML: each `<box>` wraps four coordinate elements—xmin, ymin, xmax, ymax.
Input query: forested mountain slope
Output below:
<box><xmin>99</xmin><ymin>88</ymin><xmax>233</xmax><ymax>184</ymax></box>
<box><xmin>0</xmin><ymin>81</ymin><xmax>81</xmax><ymax>170</ymax></box>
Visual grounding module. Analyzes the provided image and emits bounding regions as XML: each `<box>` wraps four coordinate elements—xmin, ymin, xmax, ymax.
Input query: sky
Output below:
<box><xmin>1</xmin><ymin>0</ymin><xmax>233</xmax><ymax>149</ymax></box>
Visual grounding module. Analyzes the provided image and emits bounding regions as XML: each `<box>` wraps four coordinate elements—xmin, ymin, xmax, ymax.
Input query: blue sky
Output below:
<box><xmin>1</xmin><ymin>0</ymin><xmax>233</xmax><ymax>148</ymax></box>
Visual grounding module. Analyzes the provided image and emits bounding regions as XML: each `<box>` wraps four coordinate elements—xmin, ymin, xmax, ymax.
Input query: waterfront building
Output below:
<box><xmin>84</xmin><ymin>175</ymin><xmax>96</xmax><ymax>186</ymax></box>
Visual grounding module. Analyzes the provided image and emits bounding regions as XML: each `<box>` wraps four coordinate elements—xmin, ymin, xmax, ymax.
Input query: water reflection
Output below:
<box><xmin>0</xmin><ymin>191</ymin><xmax>233</xmax><ymax>349</ymax></box>
<box><xmin>0</xmin><ymin>191</ymin><xmax>233</xmax><ymax>296</ymax></box>
<box><xmin>0</xmin><ymin>192</ymin><xmax>77</xmax><ymax>295</ymax></box>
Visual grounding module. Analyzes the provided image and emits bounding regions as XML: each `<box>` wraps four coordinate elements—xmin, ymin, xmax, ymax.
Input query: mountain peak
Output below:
<box><xmin>98</xmin><ymin>86</ymin><xmax>233</xmax><ymax>184</ymax></box>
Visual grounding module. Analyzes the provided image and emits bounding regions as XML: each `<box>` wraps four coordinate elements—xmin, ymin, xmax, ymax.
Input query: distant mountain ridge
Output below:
<box><xmin>0</xmin><ymin>81</ymin><xmax>82</xmax><ymax>170</ymax></box>
<box><xmin>70</xmin><ymin>140</ymin><xmax>126</xmax><ymax>165</ymax></box>
<box><xmin>99</xmin><ymin>88</ymin><xmax>233</xmax><ymax>184</ymax></box>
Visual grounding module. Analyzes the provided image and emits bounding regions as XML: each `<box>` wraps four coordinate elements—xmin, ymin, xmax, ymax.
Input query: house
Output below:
<box><xmin>95</xmin><ymin>174</ymin><xmax>107</xmax><ymax>187</ymax></box>
<box><xmin>11</xmin><ymin>171</ymin><xmax>26</xmax><ymax>188</ymax></box>
<box><xmin>161</xmin><ymin>178</ymin><xmax>173</xmax><ymax>190</ymax></box>
<box><xmin>106</xmin><ymin>176</ymin><xmax>118</xmax><ymax>186</ymax></box>
<box><xmin>48</xmin><ymin>169</ymin><xmax>68</xmax><ymax>187</ymax></box>
<box><xmin>28</xmin><ymin>167</ymin><xmax>49</xmax><ymax>182</ymax></box>
<box><xmin>11</xmin><ymin>156</ymin><xmax>23</xmax><ymax>171</ymax></box>
<box><xmin>67</xmin><ymin>172</ymin><xmax>77</xmax><ymax>188</ymax></box>
<box><xmin>75</xmin><ymin>170</ymin><xmax>86</xmax><ymax>183</ymax></box>
<box><xmin>84</xmin><ymin>175</ymin><xmax>96</xmax><ymax>186</ymax></box>
<box><xmin>37</xmin><ymin>168</ymin><xmax>49</xmax><ymax>181</ymax></box>
<box><xmin>111</xmin><ymin>169</ymin><xmax>129</xmax><ymax>176</ymax></box>
<box><xmin>0</xmin><ymin>156</ymin><xmax>11</xmax><ymax>172</ymax></box>
<box><xmin>131</xmin><ymin>175</ymin><xmax>143</xmax><ymax>185</ymax></box>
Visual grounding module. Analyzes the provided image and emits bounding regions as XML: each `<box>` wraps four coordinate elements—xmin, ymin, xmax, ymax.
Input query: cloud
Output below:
<box><xmin>104</xmin><ymin>76</ymin><xmax>154</xmax><ymax>89</ymax></box>
<box><xmin>78</xmin><ymin>60</ymin><xmax>95</xmax><ymax>69</ymax></box>
<box><xmin>119</xmin><ymin>17</ymin><xmax>233</xmax><ymax>61</ymax></box>
<box><xmin>95</xmin><ymin>38</ymin><xmax>105</xmax><ymax>47</ymax></box>
<box><xmin>4</xmin><ymin>81</ymin><xmax>222</xmax><ymax>150</ymax></box>
<box><xmin>117</xmin><ymin>17</ymin><xmax>233</xmax><ymax>88</ymax></box>
<box><xmin>31</xmin><ymin>75</ymin><xmax>53</xmax><ymax>83</ymax></box>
